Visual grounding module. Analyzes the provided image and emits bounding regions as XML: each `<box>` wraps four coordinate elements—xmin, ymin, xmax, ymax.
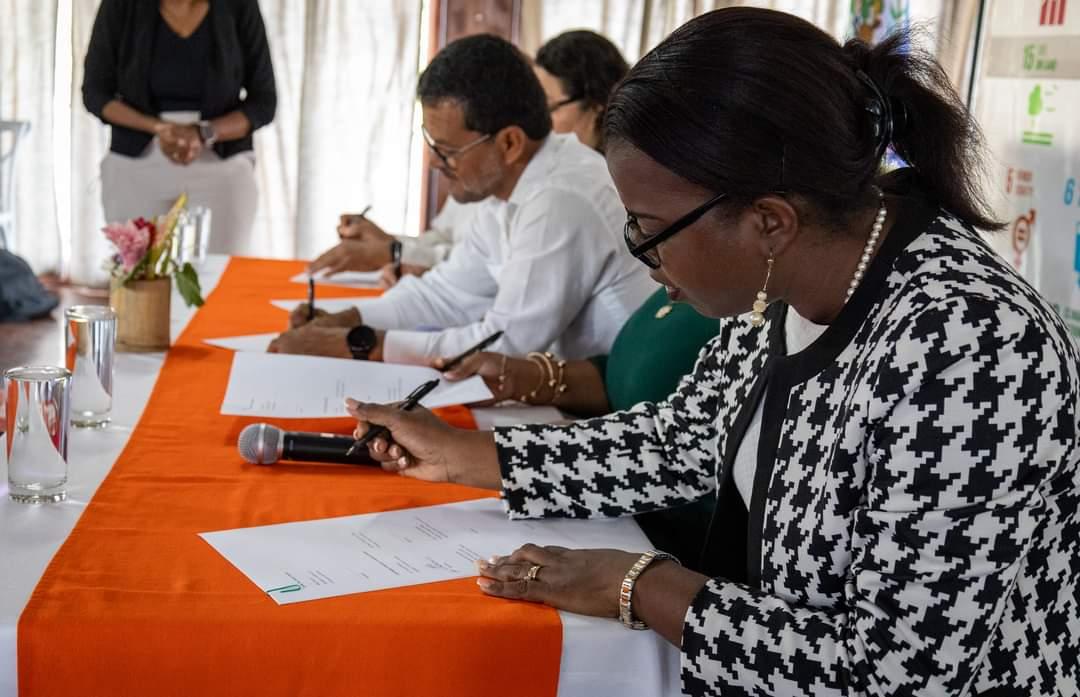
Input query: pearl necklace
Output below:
<box><xmin>846</xmin><ymin>191</ymin><xmax>887</xmax><ymax>301</ymax></box>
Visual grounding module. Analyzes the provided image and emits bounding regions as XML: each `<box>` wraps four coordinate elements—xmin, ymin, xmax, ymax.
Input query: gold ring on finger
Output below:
<box><xmin>525</xmin><ymin>564</ymin><xmax>542</xmax><ymax>582</ymax></box>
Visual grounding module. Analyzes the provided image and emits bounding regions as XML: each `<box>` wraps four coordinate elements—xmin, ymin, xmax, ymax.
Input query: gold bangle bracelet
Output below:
<box><xmin>496</xmin><ymin>354</ymin><xmax>509</xmax><ymax>395</ymax></box>
<box><xmin>526</xmin><ymin>351</ymin><xmax>554</xmax><ymax>404</ymax></box>
<box><xmin>521</xmin><ymin>355</ymin><xmax>548</xmax><ymax>403</ymax></box>
<box><xmin>547</xmin><ymin>352</ymin><xmax>567</xmax><ymax>404</ymax></box>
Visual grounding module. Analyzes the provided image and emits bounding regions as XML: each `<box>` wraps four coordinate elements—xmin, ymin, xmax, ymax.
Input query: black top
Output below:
<box><xmin>150</xmin><ymin>14</ymin><xmax>210</xmax><ymax>113</ymax></box>
<box><xmin>83</xmin><ymin>0</ymin><xmax>276</xmax><ymax>158</ymax></box>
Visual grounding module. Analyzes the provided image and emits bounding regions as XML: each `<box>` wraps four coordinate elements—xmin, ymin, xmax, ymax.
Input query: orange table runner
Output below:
<box><xmin>18</xmin><ymin>258</ymin><xmax>562</xmax><ymax>696</ymax></box>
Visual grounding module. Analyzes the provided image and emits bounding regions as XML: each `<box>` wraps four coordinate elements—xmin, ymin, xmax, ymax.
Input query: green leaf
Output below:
<box><xmin>174</xmin><ymin>262</ymin><xmax>205</xmax><ymax>308</ymax></box>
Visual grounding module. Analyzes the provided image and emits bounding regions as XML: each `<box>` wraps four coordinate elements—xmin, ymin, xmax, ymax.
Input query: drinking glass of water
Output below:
<box><xmin>65</xmin><ymin>305</ymin><xmax>116</xmax><ymax>428</ymax></box>
<box><xmin>4</xmin><ymin>366</ymin><xmax>71</xmax><ymax>503</ymax></box>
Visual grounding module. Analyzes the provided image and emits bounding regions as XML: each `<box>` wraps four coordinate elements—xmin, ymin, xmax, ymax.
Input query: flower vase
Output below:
<box><xmin>109</xmin><ymin>277</ymin><xmax>171</xmax><ymax>352</ymax></box>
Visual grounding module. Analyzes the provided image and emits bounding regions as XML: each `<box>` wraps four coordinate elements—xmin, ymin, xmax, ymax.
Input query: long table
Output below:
<box><xmin>0</xmin><ymin>256</ymin><xmax>680</xmax><ymax>696</ymax></box>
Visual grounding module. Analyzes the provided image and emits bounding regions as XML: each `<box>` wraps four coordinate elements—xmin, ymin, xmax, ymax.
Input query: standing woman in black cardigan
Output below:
<box><xmin>83</xmin><ymin>0</ymin><xmax>276</xmax><ymax>255</ymax></box>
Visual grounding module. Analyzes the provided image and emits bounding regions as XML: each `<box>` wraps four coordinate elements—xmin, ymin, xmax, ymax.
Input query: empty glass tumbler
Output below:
<box><xmin>65</xmin><ymin>305</ymin><xmax>117</xmax><ymax>428</ymax></box>
<box><xmin>171</xmin><ymin>206</ymin><xmax>212</xmax><ymax>265</ymax></box>
<box><xmin>4</xmin><ymin>366</ymin><xmax>71</xmax><ymax>503</ymax></box>
<box><xmin>191</xmin><ymin>205</ymin><xmax>212</xmax><ymax>262</ymax></box>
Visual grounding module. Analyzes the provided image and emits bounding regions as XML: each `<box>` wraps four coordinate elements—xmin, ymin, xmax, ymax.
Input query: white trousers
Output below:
<box><xmin>100</xmin><ymin>137</ymin><xmax>258</xmax><ymax>256</ymax></box>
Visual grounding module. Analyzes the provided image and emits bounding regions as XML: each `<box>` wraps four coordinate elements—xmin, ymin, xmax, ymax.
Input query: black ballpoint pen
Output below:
<box><xmin>307</xmin><ymin>277</ymin><xmax>316</xmax><ymax>321</ymax></box>
<box><xmin>345</xmin><ymin>331</ymin><xmax>504</xmax><ymax>457</ymax></box>
<box><xmin>345</xmin><ymin>379</ymin><xmax>440</xmax><ymax>457</ymax></box>
<box><xmin>439</xmin><ymin>330</ymin><xmax>503</xmax><ymax>372</ymax></box>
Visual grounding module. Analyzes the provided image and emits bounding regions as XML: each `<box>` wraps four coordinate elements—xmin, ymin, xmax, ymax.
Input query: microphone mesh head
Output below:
<box><xmin>238</xmin><ymin>423</ymin><xmax>280</xmax><ymax>464</ymax></box>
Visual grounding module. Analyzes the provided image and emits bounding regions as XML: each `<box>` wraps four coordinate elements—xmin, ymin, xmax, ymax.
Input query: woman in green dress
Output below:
<box><xmin>438</xmin><ymin>287</ymin><xmax>718</xmax><ymax>565</ymax></box>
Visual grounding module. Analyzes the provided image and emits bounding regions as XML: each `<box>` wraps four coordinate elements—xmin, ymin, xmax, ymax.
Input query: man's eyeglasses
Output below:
<box><xmin>548</xmin><ymin>96</ymin><xmax>581</xmax><ymax>114</ymax></box>
<box><xmin>624</xmin><ymin>193</ymin><xmax>727</xmax><ymax>269</ymax></box>
<box><xmin>421</xmin><ymin>125</ymin><xmax>492</xmax><ymax>170</ymax></box>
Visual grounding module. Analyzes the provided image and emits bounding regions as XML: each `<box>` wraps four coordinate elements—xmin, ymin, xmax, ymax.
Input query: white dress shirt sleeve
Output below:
<box><xmin>379</xmin><ymin>189</ymin><xmax>620</xmax><ymax>365</ymax></box>
<box><xmin>357</xmin><ymin>212</ymin><xmax>497</xmax><ymax>333</ymax></box>
<box><xmin>395</xmin><ymin>197</ymin><xmax>475</xmax><ymax>268</ymax></box>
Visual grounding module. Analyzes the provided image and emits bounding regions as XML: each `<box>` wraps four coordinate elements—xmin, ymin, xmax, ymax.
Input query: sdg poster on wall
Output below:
<box><xmin>972</xmin><ymin>0</ymin><xmax>1080</xmax><ymax>339</ymax></box>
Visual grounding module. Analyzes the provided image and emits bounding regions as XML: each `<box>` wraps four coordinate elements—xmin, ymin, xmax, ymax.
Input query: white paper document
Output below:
<box><xmin>204</xmin><ymin>333</ymin><xmax>278</xmax><ymax>353</ymax></box>
<box><xmin>290</xmin><ymin>270</ymin><xmax>382</xmax><ymax>287</ymax></box>
<box><xmin>200</xmin><ymin>498</ymin><xmax>637</xmax><ymax>604</ymax></box>
<box><xmin>270</xmin><ymin>297</ymin><xmax>368</xmax><ymax>314</ymax></box>
<box><xmin>220</xmin><ymin>352</ymin><xmax>492</xmax><ymax>417</ymax></box>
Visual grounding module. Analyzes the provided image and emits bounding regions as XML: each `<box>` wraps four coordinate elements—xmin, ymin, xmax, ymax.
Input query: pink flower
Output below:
<box><xmin>135</xmin><ymin>216</ymin><xmax>166</xmax><ymax>249</ymax></box>
<box><xmin>103</xmin><ymin>220</ymin><xmax>151</xmax><ymax>272</ymax></box>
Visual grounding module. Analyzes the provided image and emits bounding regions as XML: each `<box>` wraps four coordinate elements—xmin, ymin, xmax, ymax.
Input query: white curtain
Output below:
<box><xmin>0</xmin><ymin>0</ymin><xmax>61</xmax><ymax>272</ymax></box>
<box><xmin>519</xmin><ymin>0</ymin><xmax>964</xmax><ymax>69</ymax></box>
<box><xmin>519</xmin><ymin>0</ymin><xmax>849</xmax><ymax>61</ymax></box>
<box><xmin>2</xmin><ymin>0</ymin><xmax>427</xmax><ymax>284</ymax></box>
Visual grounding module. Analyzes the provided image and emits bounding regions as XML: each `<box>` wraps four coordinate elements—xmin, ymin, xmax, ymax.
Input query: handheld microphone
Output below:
<box><xmin>238</xmin><ymin>423</ymin><xmax>377</xmax><ymax>466</ymax></box>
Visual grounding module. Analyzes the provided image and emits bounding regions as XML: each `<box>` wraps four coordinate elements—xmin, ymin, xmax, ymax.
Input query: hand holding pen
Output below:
<box><xmin>345</xmin><ymin>378</ymin><xmax>440</xmax><ymax>457</ymax></box>
<box><xmin>344</xmin><ymin>331</ymin><xmax>504</xmax><ymax>457</ymax></box>
<box><xmin>338</xmin><ymin>205</ymin><xmax>373</xmax><ymax>239</ymax></box>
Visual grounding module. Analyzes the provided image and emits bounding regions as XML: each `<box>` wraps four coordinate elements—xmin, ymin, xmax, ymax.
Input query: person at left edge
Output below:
<box><xmin>83</xmin><ymin>0</ymin><xmax>276</xmax><ymax>256</ymax></box>
<box><xmin>272</xmin><ymin>35</ymin><xmax>654</xmax><ymax>366</ymax></box>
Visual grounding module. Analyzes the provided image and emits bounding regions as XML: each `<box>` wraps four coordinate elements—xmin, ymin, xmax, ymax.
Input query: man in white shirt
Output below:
<box><xmin>270</xmin><ymin>34</ymin><xmax>654</xmax><ymax>365</ymax></box>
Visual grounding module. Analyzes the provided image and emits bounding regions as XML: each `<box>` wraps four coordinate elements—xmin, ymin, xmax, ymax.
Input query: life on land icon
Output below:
<box><xmin>1023</xmin><ymin>84</ymin><xmax>1054</xmax><ymax>146</ymax></box>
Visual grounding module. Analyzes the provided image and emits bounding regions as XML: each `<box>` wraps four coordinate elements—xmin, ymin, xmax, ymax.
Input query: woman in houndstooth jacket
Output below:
<box><xmin>347</xmin><ymin>9</ymin><xmax>1080</xmax><ymax>696</ymax></box>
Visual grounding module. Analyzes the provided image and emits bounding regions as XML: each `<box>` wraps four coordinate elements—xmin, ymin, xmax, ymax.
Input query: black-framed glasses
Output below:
<box><xmin>624</xmin><ymin>192</ymin><xmax>727</xmax><ymax>269</ymax></box>
<box><xmin>548</xmin><ymin>95</ymin><xmax>581</xmax><ymax>113</ymax></box>
<box><xmin>421</xmin><ymin>125</ymin><xmax>493</xmax><ymax>170</ymax></box>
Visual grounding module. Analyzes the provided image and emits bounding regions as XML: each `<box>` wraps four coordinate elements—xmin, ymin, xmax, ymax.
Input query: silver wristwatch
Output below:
<box><xmin>197</xmin><ymin>120</ymin><xmax>218</xmax><ymax>146</ymax></box>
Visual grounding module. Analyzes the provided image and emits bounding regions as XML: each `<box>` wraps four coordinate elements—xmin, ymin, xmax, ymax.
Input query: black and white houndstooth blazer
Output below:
<box><xmin>495</xmin><ymin>182</ymin><xmax>1080</xmax><ymax>696</ymax></box>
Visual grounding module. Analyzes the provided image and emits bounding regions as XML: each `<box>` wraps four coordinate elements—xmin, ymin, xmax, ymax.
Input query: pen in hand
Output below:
<box><xmin>345</xmin><ymin>331</ymin><xmax>504</xmax><ymax>457</ymax></box>
<box><xmin>344</xmin><ymin>204</ymin><xmax>373</xmax><ymax>227</ymax></box>
<box><xmin>346</xmin><ymin>378</ymin><xmax>440</xmax><ymax>457</ymax></box>
<box><xmin>307</xmin><ymin>277</ymin><xmax>316</xmax><ymax>321</ymax></box>
<box><xmin>438</xmin><ymin>331</ymin><xmax>504</xmax><ymax>372</ymax></box>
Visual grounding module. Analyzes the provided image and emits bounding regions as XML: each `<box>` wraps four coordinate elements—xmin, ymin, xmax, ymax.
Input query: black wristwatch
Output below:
<box><xmin>346</xmin><ymin>325</ymin><xmax>377</xmax><ymax>360</ymax></box>
<box><xmin>389</xmin><ymin>240</ymin><xmax>403</xmax><ymax>279</ymax></box>
<box><xmin>197</xmin><ymin>120</ymin><xmax>218</xmax><ymax>146</ymax></box>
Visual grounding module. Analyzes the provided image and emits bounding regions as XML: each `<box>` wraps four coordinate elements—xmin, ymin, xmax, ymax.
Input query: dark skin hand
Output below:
<box><xmin>475</xmin><ymin>545</ymin><xmax>640</xmax><ymax>618</ymax></box>
<box><xmin>337</xmin><ymin>215</ymin><xmax>394</xmax><ymax>243</ymax></box>
<box><xmin>269</xmin><ymin>323</ymin><xmax>385</xmax><ymax>361</ymax></box>
<box><xmin>474</xmin><ymin>545</ymin><xmax>709</xmax><ymax>647</ymax></box>
<box><xmin>437</xmin><ymin>351</ymin><xmax>610</xmax><ymax>415</ymax></box>
<box><xmin>288</xmin><ymin>305</ymin><xmax>360</xmax><ymax>330</ymax></box>
<box><xmin>308</xmin><ymin>239</ymin><xmax>393</xmax><ymax>275</ymax></box>
<box><xmin>345</xmin><ymin>399</ymin><xmax>502</xmax><ymax>488</ymax></box>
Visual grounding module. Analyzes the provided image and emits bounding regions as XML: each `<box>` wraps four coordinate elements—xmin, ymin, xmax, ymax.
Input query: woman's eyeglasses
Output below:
<box><xmin>421</xmin><ymin>125</ymin><xmax>492</xmax><ymax>170</ymax></box>
<box><xmin>624</xmin><ymin>192</ymin><xmax>727</xmax><ymax>269</ymax></box>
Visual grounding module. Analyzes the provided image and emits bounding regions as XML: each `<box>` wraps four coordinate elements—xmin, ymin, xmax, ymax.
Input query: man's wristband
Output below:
<box><xmin>390</xmin><ymin>240</ymin><xmax>403</xmax><ymax>279</ymax></box>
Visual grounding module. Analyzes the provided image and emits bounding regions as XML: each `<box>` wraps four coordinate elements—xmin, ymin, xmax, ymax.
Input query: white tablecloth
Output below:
<box><xmin>0</xmin><ymin>255</ymin><xmax>681</xmax><ymax>696</ymax></box>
